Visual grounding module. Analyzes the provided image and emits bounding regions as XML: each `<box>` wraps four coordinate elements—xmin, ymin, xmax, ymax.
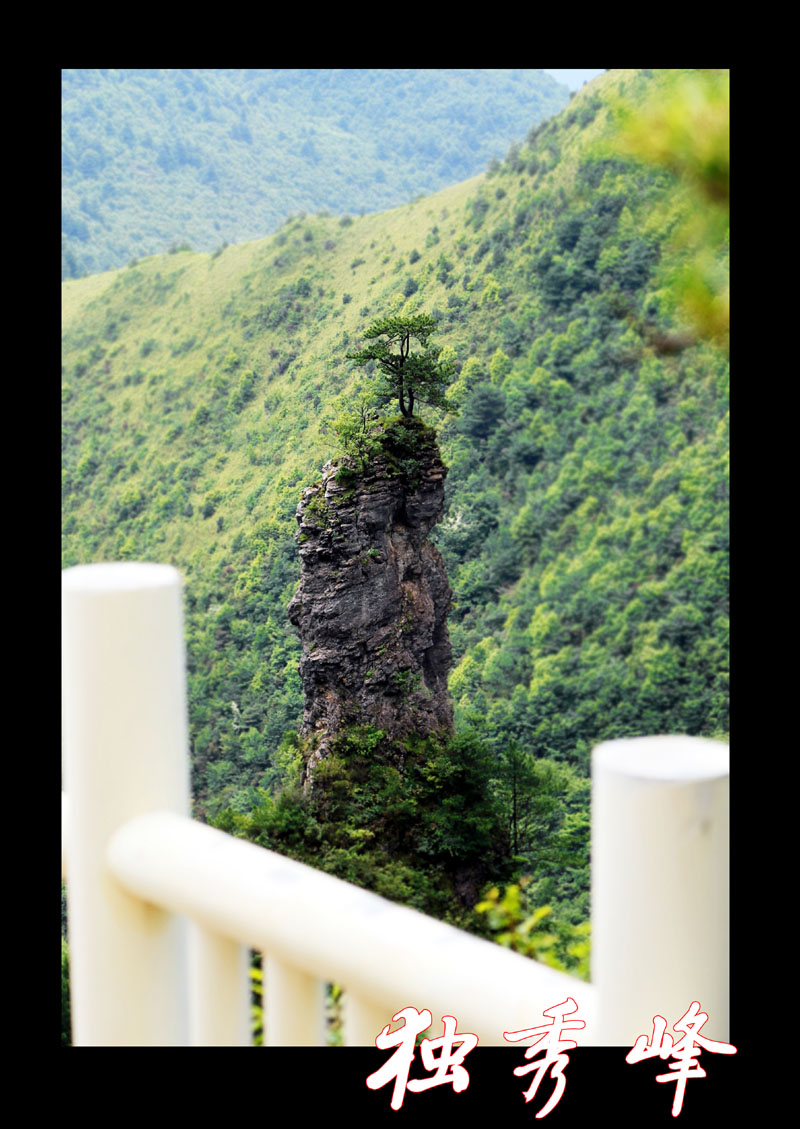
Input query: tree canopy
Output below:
<box><xmin>346</xmin><ymin>313</ymin><xmax>454</xmax><ymax>417</ymax></box>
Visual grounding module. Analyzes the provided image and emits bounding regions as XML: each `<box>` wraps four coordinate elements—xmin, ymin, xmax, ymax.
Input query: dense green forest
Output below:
<box><xmin>62</xmin><ymin>70</ymin><xmax>729</xmax><ymax>1039</ymax></box>
<box><xmin>61</xmin><ymin>69</ymin><xmax>568</xmax><ymax>278</ymax></box>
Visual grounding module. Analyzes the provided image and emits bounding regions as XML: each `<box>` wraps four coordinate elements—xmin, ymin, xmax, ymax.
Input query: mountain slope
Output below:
<box><xmin>61</xmin><ymin>68</ymin><xmax>569</xmax><ymax>278</ymax></box>
<box><xmin>62</xmin><ymin>69</ymin><xmax>729</xmax><ymax>818</ymax></box>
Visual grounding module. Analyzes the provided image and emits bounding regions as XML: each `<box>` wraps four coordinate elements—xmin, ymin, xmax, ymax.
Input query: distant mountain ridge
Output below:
<box><xmin>61</xmin><ymin>68</ymin><xmax>569</xmax><ymax>279</ymax></box>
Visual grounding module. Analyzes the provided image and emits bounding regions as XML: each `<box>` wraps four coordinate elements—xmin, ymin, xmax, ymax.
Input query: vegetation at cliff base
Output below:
<box><xmin>213</xmin><ymin>723</ymin><xmax>590</xmax><ymax>973</ymax></box>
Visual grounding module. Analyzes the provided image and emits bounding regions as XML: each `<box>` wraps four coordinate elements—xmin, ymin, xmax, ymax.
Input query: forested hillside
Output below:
<box><xmin>62</xmin><ymin>69</ymin><xmax>728</xmax><ymax>963</ymax></box>
<box><xmin>61</xmin><ymin>68</ymin><xmax>568</xmax><ymax>278</ymax></box>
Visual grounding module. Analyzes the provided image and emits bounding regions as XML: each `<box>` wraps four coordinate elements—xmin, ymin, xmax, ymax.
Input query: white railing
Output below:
<box><xmin>61</xmin><ymin>562</ymin><xmax>729</xmax><ymax>1047</ymax></box>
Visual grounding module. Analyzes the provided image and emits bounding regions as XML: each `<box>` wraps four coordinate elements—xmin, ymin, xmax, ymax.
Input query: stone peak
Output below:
<box><xmin>287</xmin><ymin>429</ymin><xmax>453</xmax><ymax>781</ymax></box>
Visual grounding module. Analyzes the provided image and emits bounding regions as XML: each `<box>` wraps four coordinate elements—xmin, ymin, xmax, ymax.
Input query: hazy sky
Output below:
<box><xmin>543</xmin><ymin>69</ymin><xmax>605</xmax><ymax>91</ymax></box>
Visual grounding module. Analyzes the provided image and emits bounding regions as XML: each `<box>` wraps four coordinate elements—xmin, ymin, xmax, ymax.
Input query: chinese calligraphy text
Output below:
<box><xmin>503</xmin><ymin>996</ymin><xmax>585</xmax><ymax>1118</ymax></box>
<box><xmin>625</xmin><ymin>1001</ymin><xmax>737</xmax><ymax>1117</ymax></box>
<box><xmin>366</xmin><ymin>1005</ymin><xmax>479</xmax><ymax>1110</ymax></box>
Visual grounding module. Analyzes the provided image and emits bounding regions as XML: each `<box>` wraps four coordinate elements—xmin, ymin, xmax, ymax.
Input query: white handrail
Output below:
<box><xmin>106</xmin><ymin>807</ymin><xmax>597</xmax><ymax>1045</ymax></box>
<box><xmin>61</xmin><ymin>562</ymin><xmax>729</xmax><ymax>1047</ymax></box>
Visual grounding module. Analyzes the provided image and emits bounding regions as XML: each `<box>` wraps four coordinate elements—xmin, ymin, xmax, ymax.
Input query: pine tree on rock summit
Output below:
<box><xmin>346</xmin><ymin>313</ymin><xmax>454</xmax><ymax>417</ymax></box>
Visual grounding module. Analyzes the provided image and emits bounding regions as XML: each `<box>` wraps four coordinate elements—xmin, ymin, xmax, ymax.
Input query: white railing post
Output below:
<box><xmin>188</xmin><ymin>925</ymin><xmax>251</xmax><ymax>1046</ymax></box>
<box><xmin>264</xmin><ymin>956</ymin><xmax>326</xmax><ymax>1046</ymax></box>
<box><xmin>61</xmin><ymin>792</ymin><xmax>69</xmax><ymax>880</ymax></box>
<box><xmin>591</xmin><ymin>735</ymin><xmax>729</xmax><ymax>1045</ymax></box>
<box><xmin>343</xmin><ymin>991</ymin><xmax>396</xmax><ymax>1047</ymax></box>
<box><xmin>62</xmin><ymin>562</ymin><xmax>192</xmax><ymax>1046</ymax></box>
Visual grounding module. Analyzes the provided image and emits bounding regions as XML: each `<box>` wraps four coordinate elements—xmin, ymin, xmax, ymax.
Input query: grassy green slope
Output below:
<box><xmin>62</xmin><ymin>171</ymin><xmax>484</xmax><ymax>562</ymax></box>
<box><xmin>62</xmin><ymin>69</ymin><xmax>729</xmax><ymax>817</ymax></box>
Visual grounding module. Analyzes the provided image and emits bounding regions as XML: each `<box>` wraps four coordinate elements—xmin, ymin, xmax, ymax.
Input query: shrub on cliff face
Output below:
<box><xmin>377</xmin><ymin>415</ymin><xmax>439</xmax><ymax>484</ymax></box>
<box><xmin>330</xmin><ymin>408</ymin><xmax>439</xmax><ymax>486</ymax></box>
<box><xmin>330</xmin><ymin>392</ymin><xmax>384</xmax><ymax>472</ymax></box>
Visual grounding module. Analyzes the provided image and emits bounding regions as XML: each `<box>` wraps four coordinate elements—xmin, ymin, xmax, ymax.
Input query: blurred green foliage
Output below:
<box><xmin>476</xmin><ymin>881</ymin><xmax>591</xmax><ymax>979</ymax></box>
<box><xmin>614</xmin><ymin>69</ymin><xmax>729</xmax><ymax>347</ymax></box>
<box><xmin>61</xmin><ymin>938</ymin><xmax>71</xmax><ymax>1046</ymax></box>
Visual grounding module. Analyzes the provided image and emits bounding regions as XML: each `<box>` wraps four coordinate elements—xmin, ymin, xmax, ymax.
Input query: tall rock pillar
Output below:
<box><xmin>287</xmin><ymin>420</ymin><xmax>453</xmax><ymax>780</ymax></box>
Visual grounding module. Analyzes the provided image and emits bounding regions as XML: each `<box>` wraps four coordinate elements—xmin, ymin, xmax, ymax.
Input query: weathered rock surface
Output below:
<box><xmin>287</xmin><ymin>425</ymin><xmax>453</xmax><ymax>779</ymax></box>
